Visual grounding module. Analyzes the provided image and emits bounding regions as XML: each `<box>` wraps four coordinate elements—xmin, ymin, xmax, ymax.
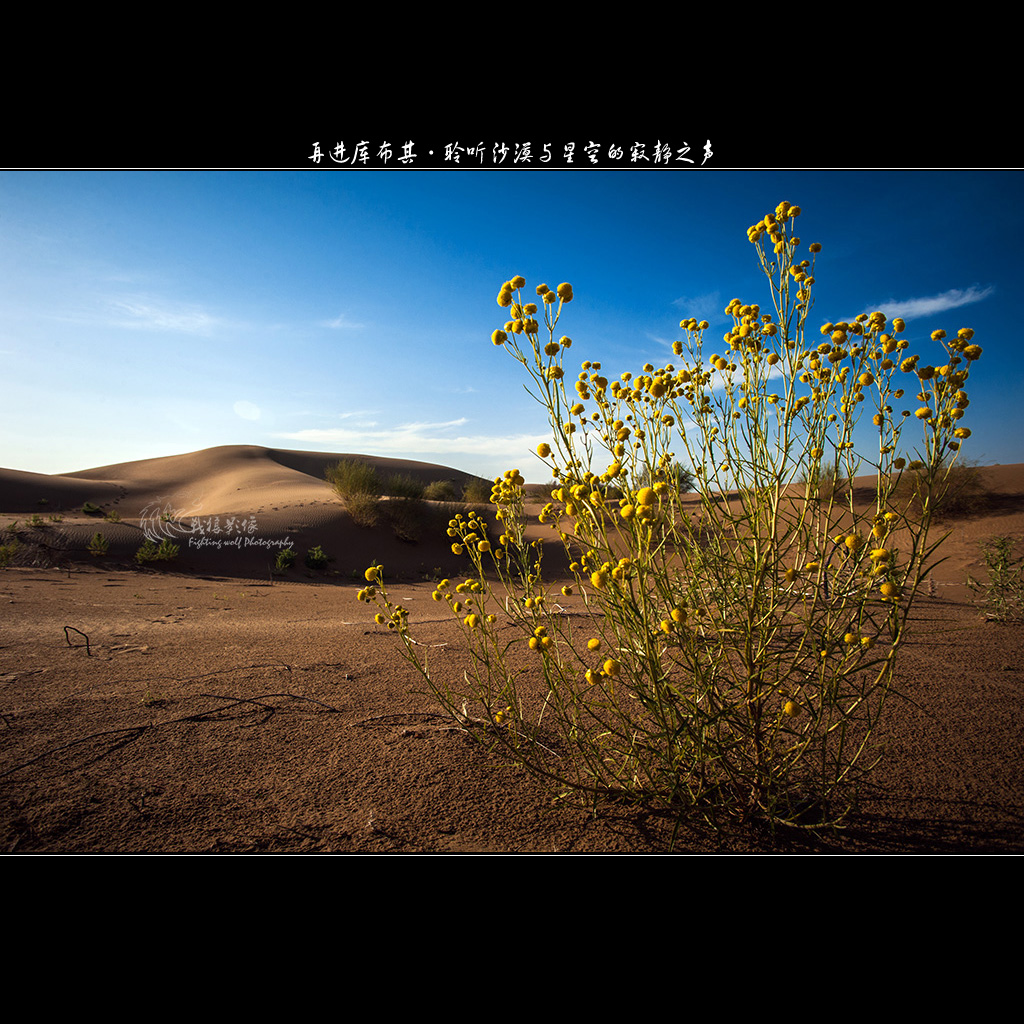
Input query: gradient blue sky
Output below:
<box><xmin>2</xmin><ymin>169</ymin><xmax>1020</xmax><ymax>480</ymax></box>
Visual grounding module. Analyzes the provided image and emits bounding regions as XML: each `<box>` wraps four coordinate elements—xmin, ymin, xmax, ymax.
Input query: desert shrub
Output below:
<box><xmin>305</xmin><ymin>544</ymin><xmax>329</xmax><ymax>569</ymax></box>
<box><xmin>104</xmin><ymin>510</ymin><xmax>122</xmax><ymax>523</ymax></box>
<box><xmin>135</xmin><ymin>539</ymin><xmax>179</xmax><ymax>564</ymax></box>
<box><xmin>346</xmin><ymin>492</ymin><xmax>381</xmax><ymax>528</ymax></box>
<box><xmin>82</xmin><ymin>502</ymin><xmax>101</xmax><ymax>515</ymax></box>
<box><xmin>639</xmin><ymin>460</ymin><xmax>696</xmax><ymax>495</ymax></box>
<box><xmin>359</xmin><ymin>202</ymin><xmax>983</xmax><ymax>833</ymax></box>
<box><xmin>423</xmin><ymin>479</ymin><xmax>459</xmax><ymax>502</ymax></box>
<box><xmin>385</xmin><ymin>497</ymin><xmax>428</xmax><ymax>543</ymax></box>
<box><xmin>274</xmin><ymin>547</ymin><xmax>296</xmax><ymax>573</ymax></box>
<box><xmin>28</xmin><ymin>514</ymin><xmax>46</xmax><ymax>527</ymax></box>
<box><xmin>87</xmin><ymin>532</ymin><xmax>109</xmax><ymax>557</ymax></box>
<box><xmin>326</xmin><ymin>459</ymin><xmax>382</xmax><ymax>499</ymax></box>
<box><xmin>461</xmin><ymin>477</ymin><xmax>493</xmax><ymax>504</ymax></box>
<box><xmin>0</xmin><ymin>538</ymin><xmax>21</xmax><ymax>567</ymax></box>
<box><xmin>892</xmin><ymin>459</ymin><xmax>986</xmax><ymax>520</ymax></box>
<box><xmin>383</xmin><ymin>473</ymin><xmax>424</xmax><ymax>500</ymax></box>
<box><xmin>967</xmin><ymin>536</ymin><xmax>1024</xmax><ymax>621</ymax></box>
<box><xmin>799</xmin><ymin>462</ymin><xmax>848</xmax><ymax>503</ymax></box>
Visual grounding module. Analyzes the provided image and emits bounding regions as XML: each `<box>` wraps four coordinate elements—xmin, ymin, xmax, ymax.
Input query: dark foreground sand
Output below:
<box><xmin>2</xmin><ymin>447</ymin><xmax>1023</xmax><ymax>853</ymax></box>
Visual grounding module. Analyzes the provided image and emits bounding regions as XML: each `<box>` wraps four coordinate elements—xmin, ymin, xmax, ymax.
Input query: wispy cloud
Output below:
<box><xmin>862</xmin><ymin>285</ymin><xmax>994</xmax><ymax>323</ymax></box>
<box><xmin>107</xmin><ymin>297</ymin><xmax>218</xmax><ymax>334</ymax></box>
<box><xmin>322</xmin><ymin>313</ymin><xmax>366</xmax><ymax>330</ymax></box>
<box><xmin>279</xmin><ymin>418</ymin><xmax>545</xmax><ymax>460</ymax></box>
<box><xmin>672</xmin><ymin>291</ymin><xmax>725</xmax><ymax>324</ymax></box>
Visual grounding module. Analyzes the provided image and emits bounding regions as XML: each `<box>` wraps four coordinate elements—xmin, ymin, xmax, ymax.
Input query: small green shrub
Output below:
<box><xmin>0</xmin><ymin>538</ymin><xmax>21</xmax><ymax>567</ymax></box>
<box><xmin>385</xmin><ymin>498</ymin><xmax>429</xmax><ymax>543</ymax></box>
<box><xmin>28</xmin><ymin>514</ymin><xmax>46</xmax><ymax>527</ymax></box>
<box><xmin>423</xmin><ymin>480</ymin><xmax>459</xmax><ymax>502</ymax></box>
<box><xmin>893</xmin><ymin>459</ymin><xmax>986</xmax><ymax>520</ymax></box>
<box><xmin>461</xmin><ymin>477</ymin><xmax>493</xmax><ymax>504</ymax></box>
<box><xmin>104</xmin><ymin>509</ymin><xmax>122</xmax><ymax>523</ymax></box>
<box><xmin>305</xmin><ymin>545</ymin><xmax>329</xmax><ymax>569</ymax></box>
<box><xmin>49</xmin><ymin>514</ymin><xmax>64</xmax><ymax>524</ymax></box>
<box><xmin>88</xmin><ymin>532</ymin><xmax>109</xmax><ymax>557</ymax></box>
<box><xmin>346</xmin><ymin>492</ymin><xmax>381</xmax><ymax>528</ymax></box>
<box><xmin>82</xmin><ymin>502</ymin><xmax>101</xmax><ymax>515</ymax></box>
<box><xmin>274</xmin><ymin>547</ymin><xmax>297</xmax><ymax>573</ymax></box>
<box><xmin>967</xmin><ymin>536</ymin><xmax>1024</xmax><ymax>621</ymax></box>
<box><xmin>135</xmin><ymin>539</ymin><xmax>179</xmax><ymax>564</ymax></box>
<box><xmin>326</xmin><ymin>459</ymin><xmax>382</xmax><ymax>499</ymax></box>
<box><xmin>639</xmin><ymin>460</ymin><xmax>696</xmax><ymax>495</ymax></box>
<box><xmin>383</xmin><ymin>473</ymin><xmax>424</xmax><ymax>500</ymax></box>
<box><xmin>799</xmin><ymin>462</ymin><xmax>848</xmax><ymax>503</ymax></box>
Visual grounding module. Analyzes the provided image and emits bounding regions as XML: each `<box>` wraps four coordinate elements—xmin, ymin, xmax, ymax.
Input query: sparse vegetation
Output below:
<box><xmin>461</xmin><ymin>477</ymin><xmax>492</xmax><ymax>503</ymax></box>
<box><xmin>326</xmin><ymin>459</ymin><xmax>382</xmax><ymax>500</ymax></box>
<box><xmin>967</xmin><ymin>536</ymin><xmax>1024</xmax><ymax>622</ymax></box>
<box><xmin>346</xmin><ymin>492</ymin><xmax>381</xmax><ymax>528</ymax></box>
<box><xmin>87</xmin><ymin>532</ymin><xmax>110</xmax><ymax>557</ymax></box>
<box><xmin>104</xmin><ymin>510</ymin><xmax>122</xmax><ymax>523</ymax></box>
<box><xmin>274</xmin><ymin>547</ymin><xmax>296</xmax><ymax>573</ymax></box>
<box><xmin>382</xmin><ymin>473</ymin><xmax>424</xmax><ymax>500</ymax></box>
<box><xmin>894</xmin><ymin>459</ymin><xmax>987</xmax><ymax>520</ymax></box>
<box><xmin>135</xmin><ymin>539</ymin><xmax>179</xmax><ymax>564</ymax></box>
<box><xmin>0</xmin><ymin>538</ymin><xmax>21</xmax><ymax>567</ymax></box>
<box><xmin>82</xmin><ymin>502</ymin><xmax>101</xmax><ymax>515</ymax></box>
<box><xmin>305</xmin><ymin>545</ymin><xmax>329</xmax><ymax>569</ymax></box>
<box><xmin>423</xmin><ymin>480</ymin><xmax>459</xmax><ymax>502</ymax></box>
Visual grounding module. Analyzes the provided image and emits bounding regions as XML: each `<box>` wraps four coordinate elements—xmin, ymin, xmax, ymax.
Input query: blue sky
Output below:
<box><xmin>1</xmin><ymin>169</ymin><xmax>1021</xmax><ymax>480</ymax></box>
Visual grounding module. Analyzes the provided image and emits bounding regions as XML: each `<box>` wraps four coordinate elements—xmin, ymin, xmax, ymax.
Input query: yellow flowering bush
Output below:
<box><xmin>363</xmin><ymin>202</ymin><xmax>980</xmax><ymax>832</ymax></box>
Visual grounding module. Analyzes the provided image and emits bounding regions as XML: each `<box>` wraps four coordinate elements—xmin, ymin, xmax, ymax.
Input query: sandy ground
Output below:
<box><xmin>2</xmin><ymin>446</ymin><xmax>1023</xmax><ymax>854</ymax></box>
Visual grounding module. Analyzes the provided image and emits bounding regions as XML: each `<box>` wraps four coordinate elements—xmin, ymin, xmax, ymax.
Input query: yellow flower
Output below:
<box><xmin>784</xmin><ymin>700</ymin><xmax>801</xmax><ymax>717</ymax></box>
<box><xmin>587</xmin><ymin>638</ymin><xmax>601</xmax><ymax>651</ymax></box>
<box><xmin>510</xmin><ymin>275</ymin><xmax>526</xmax><ymax>289</ymax></box>
<box><xmin>536</xmin><ymin>442</ymin><xmax>551</xmax><ymax>458</ymax></box>
<box><xmin>364</xmin><ymin>565</ymin><xmax>380</xmax><ymax>582</ymax></box>
<box><xmin>557</xmin><ymin>282</ymin><xmax>573</xmax><ymax>301</ymax></box>
<box><xmin>603</xmin><ymin>659</ymin><xmax>621</xmax><ymax>677</ymax></box>
<box><xmin>491</xmin><ymin>329</ymin><xmax>507</xmax><ymax>346</ymax></box>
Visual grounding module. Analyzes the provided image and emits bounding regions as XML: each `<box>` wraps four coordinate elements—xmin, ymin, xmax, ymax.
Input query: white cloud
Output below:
<box><xmin>278</xmin><ymin>419</ymin><xmax>546</xmax><ymax>460</ymax></box>
<box><xmin>672</xmin><ymin>291</ymin><xmax>726</xmax><ymax>324</ymax></box>
<box><xmin>861</xmin><ymin>285</ymin><xmax>994</xmax><ymax>323</ymax></box>
<box><xmin>233</xmin><ymin>400</ymin><xmax>261</xmax><ymax>421</ymax></box>
<box><xmin>322</xmin><ymin>313</ymin><xmax>366</xmax><ymax>330</ymax></box>
<box><xmin>108</xmin><ymin>298</ymin><xmax>218</xmax><ymax>334</ymax></box>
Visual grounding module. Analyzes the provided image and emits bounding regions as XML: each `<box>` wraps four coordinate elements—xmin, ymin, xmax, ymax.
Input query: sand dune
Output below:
<box><xmin>0</xmin><ymin>446</ymin><xmax>494</xmax><ymax>581</ymax></box>
<box><xmin>2</xmin><ymin>447</ymin><xmax>1023</xmax><ymax>587</ymax></box>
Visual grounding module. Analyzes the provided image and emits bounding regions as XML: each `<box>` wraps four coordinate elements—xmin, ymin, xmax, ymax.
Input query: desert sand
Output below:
<box><xmin>2</xmin><ymin>445</ymin><xmax>1023</xmax><ymax>853</ymax></box>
